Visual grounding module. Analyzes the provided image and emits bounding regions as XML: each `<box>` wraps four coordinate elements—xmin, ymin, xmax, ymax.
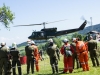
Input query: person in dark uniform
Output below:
<box><xmin>25</xmin><ymin>40</ymin><xmax>35</xmax><ymax>74</ymax></box>
<box><xmin>10</xmin><ymin>42</ymin><xmax>22</xmax><ymax>75</ymax></box>
<box><xmin>46</xmin><ymin>38</ymin><xmax>59</xmax><ymax>74</ymax></box>
<box><xmin>88</xmin><ymin>36</ymin><xmax>100</xmax><ymax>67</ymax></box>
<box><xmin>0</xmin><ymin>42</ymin><xmax>10</xmax><ymax>75</ymax></box>
<box><xmin>70</xmin><ymin>42</ymin><xmax>80</xmax><ymax>69</ymax></box>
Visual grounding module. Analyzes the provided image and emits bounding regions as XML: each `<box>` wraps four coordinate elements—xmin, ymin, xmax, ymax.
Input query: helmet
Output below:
<box><xmin>63</xmin><ymin>39</ymin><xmax>69</xmax><ymax>43</ymax></box>
<box><xmin>27</xmin><ymin>39</ymin><xmax>31</xmax><ymax>44</ymax></box>
<box><xmin>72</xmin><ymin>38</ymin><xmax>76</xmax><ymax>41</ymax></box>
<box><xmin>1</xmin><ymin>42</ymin><xmax>6</xmax><ymax>45</ymax></box>
<box><xmin>48</xmin><ymin>38</ymin><xmax>53</xmax><ymax>43</ymax></box>
<box><xmin>31</xmin><ymin>41</ymin><xmax>35</xmax><ymax>45</ymax></box>
<box><xmin>12</xmin><ymin>42</ymin><xmax>17</xmax><ymax>48</ymax></box>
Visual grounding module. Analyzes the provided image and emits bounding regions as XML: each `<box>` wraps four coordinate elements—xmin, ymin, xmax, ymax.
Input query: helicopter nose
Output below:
<box><xmin>28</xmin><ymin>36</ymin><xmax>33</xmax><ymax>39</ymax></box>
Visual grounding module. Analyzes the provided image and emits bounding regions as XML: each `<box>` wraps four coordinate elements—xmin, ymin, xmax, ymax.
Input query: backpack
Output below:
<box><xmin>64</xmin><ymin>45</ymin><xmax>72</xmax><ymax>57</ymax></box>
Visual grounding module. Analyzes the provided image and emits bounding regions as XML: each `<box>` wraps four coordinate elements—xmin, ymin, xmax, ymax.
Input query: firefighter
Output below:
<box><xmin>31</xmin><ymin>41</ymin><xmax>40</xmax><ymax>72</ymax></box>
<box><xmin>88</xmin><ymin>36</ymin><xmax>100</xmax><ymax>67</ymax></box>
<box><xmin>60</xmin><ymin>39</ymin><xmax>74</xmax><ymax>73</ymax></box>
<box><xmin>0</xmin><ymin>42</ymin><xmax>10</xmax><ymax>75</ymax></box>
<box><xmin>73</xmin><ymin>38</ymin><xmax>89</xmax><ymax>71</ymax></box>
<box><xmin>46</xmin><ymin>38</ymin><xmax>59</xmax><ymax>74</ymax></box>
<box><xmin>10</xmin><ymin>42</ymin><xmax>22</xmax><ymax>75</ymax></box>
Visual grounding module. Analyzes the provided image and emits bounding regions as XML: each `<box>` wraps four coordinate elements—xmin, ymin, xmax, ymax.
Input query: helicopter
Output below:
<box><xmin>14</xmin><ymin>20</ymin><xmax>87</xmax><ymax>40</ymax></box>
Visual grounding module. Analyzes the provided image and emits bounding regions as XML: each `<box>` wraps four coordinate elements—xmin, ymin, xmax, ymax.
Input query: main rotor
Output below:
<box><xmin>13</xmin><ymin>19</ymin><xmax>68</xmax><ymax>29</ymax></box>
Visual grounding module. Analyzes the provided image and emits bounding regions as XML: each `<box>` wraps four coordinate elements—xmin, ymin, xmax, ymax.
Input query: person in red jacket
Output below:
<box><xmin>60</xmin><ymin>39</ymin><xmax>74</xmax><ymax>73</ymax></box>
<box><xmin>73</xmin><ymin>38</ymin><xmax>89</xmax><ymax>71</ymax></box>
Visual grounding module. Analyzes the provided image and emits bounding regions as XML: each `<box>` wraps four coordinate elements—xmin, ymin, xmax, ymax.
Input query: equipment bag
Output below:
<box><xmin>64</xmin><ymin>45</ymin><xmax>72</xmax><ymax>57</ymax></box>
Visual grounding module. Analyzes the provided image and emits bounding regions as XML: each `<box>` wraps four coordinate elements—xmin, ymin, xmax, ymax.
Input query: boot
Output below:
<box><xmin>55</xmin><ymin>66</ymin><xmax>59</xmax><ymax>73</ymax></box>
<box><xmin>51</xmin><ymin>66</ymin><xmax>55</xmax><ymax>74</ymax></box>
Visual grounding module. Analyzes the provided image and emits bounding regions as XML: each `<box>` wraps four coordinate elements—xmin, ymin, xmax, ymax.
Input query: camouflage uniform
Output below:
<box><xmin>71</xmin><ymin>43</ymin><xmax>80</xmax><ymax>69</ymax></box>
<box><xmin>46</xmin><ymin>43</ymin><xmax>59</xmax><ymax>74</ymax></box>
<box><xmin>10</xmin><ymin>48</ymin><xmax>22</xmax><ymax>75</ymax></box>
<box><xmin>25</xmin><ymin>45</ymin><xmax>35</xmax><ymax>74</ymax></box>
<box><xmin>0</xmin><ymin>46</ymin><xmax>9</xmax><ymax>75</ymax></box>
<box><xmin>88</xmin><ymin>39</ymin><xmax>100</xmax><ymax>67</ymax></box>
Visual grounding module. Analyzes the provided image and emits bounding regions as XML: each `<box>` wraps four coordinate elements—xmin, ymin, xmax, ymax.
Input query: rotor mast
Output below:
<box><xmin>43</xmin><ymin>22</ymin><xmax>46</xmax><ymax>29</ymax></box>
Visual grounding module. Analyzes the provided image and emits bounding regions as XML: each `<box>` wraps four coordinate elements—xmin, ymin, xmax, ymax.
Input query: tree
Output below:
<box><xmin>0</xmin><ymin>4</ymin><xmax>15</xmax><ymax>29</ymax></box>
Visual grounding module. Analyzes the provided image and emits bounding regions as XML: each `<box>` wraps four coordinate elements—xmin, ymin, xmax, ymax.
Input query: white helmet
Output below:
<box><xmin>1</xmin><ymin>42</ymin><xmax>6</xmax><ymax>45</ymax></box>
<box><xmin>27</xmin><ymin>39</ymin><xmax>31</xmax><ymax>44</ymax></box>
<box><xmin>72</xmin><ymin>38</ymin><xmax>77</xmax><ymax>41</ymax></box>
<box><xmin>12</xmin><ymin>42</ymin><xmax>17</xmax><ymax>48</ymax></box>
<box><xmin>31</xmin><ymin>41</ymin><xmax>35</xmax><ymax>45</ymax></box>
<box><xmin>48</xmin><ymin>38</ymin><xmax>53</xmax><ymax>43</ymax></box>
<box><xmin>63</xmin><ymin>39</ymin><xmax>69</xmax><ymax>43</ymax></box>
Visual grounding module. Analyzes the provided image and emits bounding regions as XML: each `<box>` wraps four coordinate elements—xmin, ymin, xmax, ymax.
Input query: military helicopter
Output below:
<box><xmin>14</xmin><ymin>20</ymin><xmax>87</xmax><ymax>40</ymax></box>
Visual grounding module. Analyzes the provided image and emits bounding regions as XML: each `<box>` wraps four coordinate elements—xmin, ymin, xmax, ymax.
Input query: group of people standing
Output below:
<box><xmin>46</xmin><ymin>36</ymin><xmax>100</xmax><ymax>74</ymax></box>
<box><xmin>0</xmin><ymin>42</ymin><xmax>22</xmax><ymax>75</ymax></box>
<box><xmin>0</xmin><ymin>35</ymin><xmax>100</xmax><ymax>75</ymax></box>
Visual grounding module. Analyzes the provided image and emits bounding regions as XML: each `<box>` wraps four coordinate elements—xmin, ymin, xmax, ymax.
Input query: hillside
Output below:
<box><xmin>79</xmin><ymin>24</ymin><xmax>100</xmax><ymax>34</ymax></box>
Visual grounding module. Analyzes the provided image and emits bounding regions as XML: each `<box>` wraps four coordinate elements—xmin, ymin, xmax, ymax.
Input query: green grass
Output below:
<box><xmin>15</xmin><ymin>55</ymin><xmax>100</xmax><ymax>75</ymax></box>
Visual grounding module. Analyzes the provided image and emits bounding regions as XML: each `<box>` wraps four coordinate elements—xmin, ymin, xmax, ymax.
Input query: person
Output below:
<box><xmin>60</xmin><ymin>39</ymin><xmax>74</xmax><ymax>73</ymax></box>
<box><xmin>31</xmin><ymin>41</ymin><xmax>39</xmax><ymax>72</ymax></box>
<box><xmin>46</xmin><ymin>38</ymin><xmax>59</xmax><ymax>74</ymax></box>
<box><xmin>10</xmin><ymin>42</ymin><xmax>22</xmax><ymax>75</ymax></box>
<box><xmin>39</xmin><ymin>49</ymin><xmax>44</xmax><ymax>61</ymax></box>
<box><xmin>88</xmin><ymin>36</ymin><xmax>100</xmax><ymax>67</ymax></box>
<box><xmin>0</xmin><ymin>42</ymin><xmax>10</xmax><ymax>75</ymax></box>
<box><xmin>70</xmin><ymin>42</ymin><xmax>80</xmax><ymax>69</ymax></box>
<box><xmin>73</xmin><ymin>38</ymin><xmax>89</xmax><ymax>71</ymax></box>
<box><xmin>25</xmin><ymin>40</ymin><xmax>39</xmax><ymax>74</ymax></box>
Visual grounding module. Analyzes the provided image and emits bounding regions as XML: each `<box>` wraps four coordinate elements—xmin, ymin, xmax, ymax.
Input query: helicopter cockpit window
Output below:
<box><xmin>41</xmin><ymin>33</ymin><xmax>44</xmax><ymax>37</ymax></box>
<box><xmin>32</xmin><ymin>32</ymin><xmax>35</xmax><ymax>36</ymax></box>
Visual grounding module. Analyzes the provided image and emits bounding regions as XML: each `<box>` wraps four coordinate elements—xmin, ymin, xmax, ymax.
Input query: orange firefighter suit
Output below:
<box><xmin>75</xmin><ymin>41</ymin><xmax>89</xmax><ymax>71</ymax></box>
<box><xmin>60</xmin><ymin>43</ymin><xmax>74</xmax><ymax>73</ymax></box>
<box><xmin>32</xmin><ymin>45</ymin><xmax>40</xmax><ymax>72</ymax></box>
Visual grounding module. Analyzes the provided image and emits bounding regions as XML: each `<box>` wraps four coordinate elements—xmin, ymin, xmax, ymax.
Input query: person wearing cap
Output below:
<box><xmin>88</xmin><ymin>36</ymin><xmax>100</xmax><ymax>67</ymax></box>
<box><xmin>0</xmin><ymin>42</ymin><xmax>10</xmax><ymax>75</ymax></box>
<box><xmin>10</xmin><ymin>42</ymin><xmax>22</xmax><ymax>75</ymax></box>
<box><xmin>60</xmin><ymin>39</ymin><xmax>74</xmax><ymax>73</ymax></box>
<box><xmin>46</xmin><ymin>38</ymin><xmax>59</xmax><ymax>74</ymax></box>
<box><xmin>73</xmin><ymin>38</ymin><xmax>89</xmax><ymax>71</ymax></box>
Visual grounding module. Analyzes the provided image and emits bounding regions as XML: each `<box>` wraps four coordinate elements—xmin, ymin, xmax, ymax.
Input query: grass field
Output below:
<box><xmin>16</xmin><ymin>55</ymin><xmax>100</xmax><ymax>75</ymax></box>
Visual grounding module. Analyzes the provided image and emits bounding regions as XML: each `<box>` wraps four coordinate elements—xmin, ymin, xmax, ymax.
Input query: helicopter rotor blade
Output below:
<box><xmin>13</xmin><ymin>24</ymin><xmax>42</xmax><ymax>27</ymax></box>
<box><xmin>46</xmin><ymin>19</ymin><xmax>68</xmax><ymax>24</ymax></box>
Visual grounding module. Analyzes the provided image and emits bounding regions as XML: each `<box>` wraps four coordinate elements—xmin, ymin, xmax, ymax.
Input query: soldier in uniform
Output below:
<box><xmin>46</xmin><ymin>39</ymin><xmax>59</xmax><ymax>74</ymax></box>
<box><xmin>10</xmin><ymin>42</ymin><xmax>22</xmax><ymax>75</ymax></box>
<box><xmin>70</xmin><ymin>42</ymin><xmax>80</xmax><ymax>69</ymax></box>
<box><xmin>88</xmin><ymin>36</ymin><xmax>100</xmax><ymax>67</ymax></box>
<box><xmin>0</xmin><ymin>42</ymin><xmax>10</xmax><ymax>75</ymax></box>
<box><xmin>25</xmin><ymin>40</ymin><xmax>39</xmax><ymax>74</ymax></box>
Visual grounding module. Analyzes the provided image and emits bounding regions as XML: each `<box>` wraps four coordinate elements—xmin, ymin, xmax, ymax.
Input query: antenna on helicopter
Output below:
<box><xmin>90</xmin><ymin>17</ymin><xmax>93</xmax><ymax>31</ymax></box>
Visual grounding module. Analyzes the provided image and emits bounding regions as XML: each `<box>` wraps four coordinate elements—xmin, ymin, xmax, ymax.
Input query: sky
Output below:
<box><xmin>0</xmin><ymin>0</ymin><xmax>100</xmax><ymax>46</ymax></box>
